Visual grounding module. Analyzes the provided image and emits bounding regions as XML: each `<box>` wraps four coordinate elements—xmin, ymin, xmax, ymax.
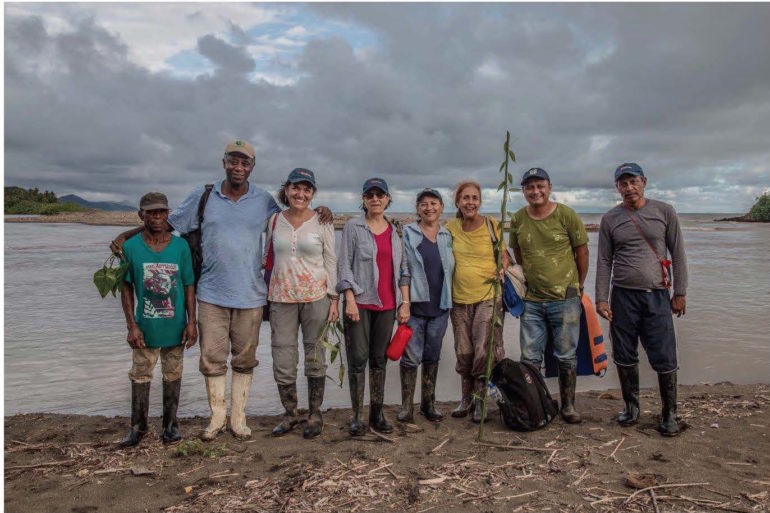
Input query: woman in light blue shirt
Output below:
<box><xmin>397</xmin><ymin>188</ymin><xmax>454</xmax><ymax>423</ymax></box>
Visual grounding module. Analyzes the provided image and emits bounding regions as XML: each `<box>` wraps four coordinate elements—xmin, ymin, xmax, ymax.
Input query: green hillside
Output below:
<box><xmin>4</xmin><ymin>186</ymin><xmax>88</xmax><ymax>215</ymax></box>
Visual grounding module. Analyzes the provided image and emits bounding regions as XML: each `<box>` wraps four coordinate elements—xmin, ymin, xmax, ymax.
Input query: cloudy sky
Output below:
<box><xmin>4</xmin><ymin>2</ymin><xmax>770</xmax><ymax>213</ymax></box>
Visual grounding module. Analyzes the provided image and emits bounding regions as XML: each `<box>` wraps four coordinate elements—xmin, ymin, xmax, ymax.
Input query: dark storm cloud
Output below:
<box><xmin>4</xmin><ymin>4</ymin><xmax>770</xmax><ymax>212</ymax></box>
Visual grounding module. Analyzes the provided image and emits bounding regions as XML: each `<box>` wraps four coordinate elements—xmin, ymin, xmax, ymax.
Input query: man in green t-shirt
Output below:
<box><xmin>509</xmin><ymin>168</ymin><xmax>589</xmax><ymax>424</ymax></box>
<box><xmin>119</xmin><ymin>192</ymin><xmax>197</xmax><ymax>447</ymax></box>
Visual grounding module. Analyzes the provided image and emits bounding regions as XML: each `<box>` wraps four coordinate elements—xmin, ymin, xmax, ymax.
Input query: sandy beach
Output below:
<box><xmin>5</xmin><ymin>382</ymin><xmax>769</xmax><ymax>513</ymax></box>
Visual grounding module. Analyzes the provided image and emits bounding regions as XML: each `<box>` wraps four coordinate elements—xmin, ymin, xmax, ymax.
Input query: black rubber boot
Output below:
<box><xmin>617</xmin><ymin>365</ymin><xmax>640</xmax><ymax>426</ymax></box>
<box><xmin>471</xmin><ymin>379</ymin><xmax>486</xmax><ymax>424</ymax></box>
<box><xmin>303</xmin><ymin>377</ymin><xmax>325</xmax><ymax>439</ymax></box>
<box><xmin>368</xmin><ymin>368</ymin><xmax>393</xmax><ymax>433</ymax></box>
<box><xmin>120</xmin><ymin>381</ymin><xmax>150</xmax><ymax>447</ymax></box>
<box><xmin>451</xmin><ymin>376</ymin><xmax>474</xmax><ymax>418</ymax></box>
<box><xmin>272</xmin><ymin>383</ymin><xmax>299</xmax><ymax>436</ymax></box>
<box><xmin>558</xmin><ymin>364</ymin><xmax>582</xmax><ymax>424</ymax></box>
<box><xmin>349</xmin><ymin>372</ymin><xmax>367</xmax><ymax>436</ymax></box>
<box><xmin>161</xmin><ymin>379</ymin><xmax>182</xmax><ymax>444</ymax></box>
<box><xmin>420</xmin><ymin>362</ymin><xmax>443</xmax><ymax>422</ymax></box>
<box><xmin>658</xmin><ymin>371</ymin><xmax>679</xmax><ymax>437</ymax></box>
<box><xmin>397</xmin><ymin>366</ymin><xmax>417</xmax><ymax>423</ymax></box>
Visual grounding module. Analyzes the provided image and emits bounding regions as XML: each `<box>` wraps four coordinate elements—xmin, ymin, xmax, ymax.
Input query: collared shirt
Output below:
<box><xmin>402</xmin><ymin>222</ymin><xmax>454</xmax><ymax>311</ymax></box>
<box><xmin>168</xmin><ymin>180</ymin><xmax>280</xmax><ymax>309</ymax></box>
<box><xmin>336</xmin><ymin>215</ymin><xmax>408</xmax><ymax>308</ymax></box>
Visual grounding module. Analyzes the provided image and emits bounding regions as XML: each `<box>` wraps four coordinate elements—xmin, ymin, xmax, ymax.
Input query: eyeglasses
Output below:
<box><xmin>225</xmin><ymin>157</ymin><xmax>254</xmax><ymax>168</ymax></box>
<box><xmin>364</xmin><ymin>190</ymin><xmax>386</xmax><ymax>199</ymax></box>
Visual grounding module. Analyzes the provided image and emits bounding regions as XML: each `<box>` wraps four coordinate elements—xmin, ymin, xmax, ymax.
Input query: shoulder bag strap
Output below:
<box><xmin>623</xmin><ymin>207</ymin><xmax>671</xmax><ymax>288</ymax></box>
<box><xmin>197</xmin><ymin>184</ymin><xmax>215</xmax><ymax>228</ymax></box>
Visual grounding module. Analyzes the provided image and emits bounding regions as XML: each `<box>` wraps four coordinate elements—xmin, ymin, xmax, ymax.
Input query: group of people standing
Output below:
<box><xmin>112</xmin><ymin>138</ymin><xmax>688</xmax><ymax>448</ymax></box>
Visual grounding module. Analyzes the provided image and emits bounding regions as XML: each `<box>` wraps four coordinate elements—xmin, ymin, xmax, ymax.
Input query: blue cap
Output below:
<box><xmin>416</xmin><ymin>187</ymin><xmax>443</xmax><ymax>204</ymax></box>
<box><xmin>520</xmin><ymin>167</ymin><xmax>551</xmax><ymax>185</ymax></box>
<box><xmin>363</xmin><ymin>177</ymin><xmax>389</xmax><ymax>194</ymax></box>
<box><xmin>614</xmin><ymin>163</ymin><xmax>644</xmax><ymax>181</ymax></box>
<box><xmin>287</xmin><ymin>168</ymin><xmax>316</xmax><ymax>188</ymax></box>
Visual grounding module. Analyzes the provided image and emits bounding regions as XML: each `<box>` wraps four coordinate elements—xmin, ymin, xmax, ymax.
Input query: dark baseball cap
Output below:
<box><xmin>363</xmin><ymin>177</ymin><xmax>389</xmax><ymax>194</ymax></box>
<box><xmin>416</xmin><ymin>188</ymin><xmax>443</xmax><ymax>204</ymax></box>
<box><xmin>139</xmin><ymin>192</ymin><xmax>169</xmax><ymax>211</ymax></box>
<box><xmin>287</xmin><ymin>168</ymin><xmax>316</xmax><ymax>188</ymax></box>
<box><xmin>520</xmin><ymin>167</ymin><xmax>551</xmax><ymax>185</ymax></box>
<box><xmin>614</xmin><ymin>163</ymin><xmax>645</xmax><ymax>181</ymax></box>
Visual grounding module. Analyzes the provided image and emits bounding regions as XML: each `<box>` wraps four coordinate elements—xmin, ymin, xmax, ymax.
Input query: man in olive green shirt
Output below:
<box><xmin>509</xmin><ymin>168</ymin><xmax>589</xmax><ymax>424</ymax></box>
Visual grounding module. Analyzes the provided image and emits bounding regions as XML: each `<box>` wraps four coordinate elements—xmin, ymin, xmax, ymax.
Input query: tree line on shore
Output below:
<box><xmin>4</xmin><ymin>186</ymin><xmax>86</xmax><ymax>215</ymax></box>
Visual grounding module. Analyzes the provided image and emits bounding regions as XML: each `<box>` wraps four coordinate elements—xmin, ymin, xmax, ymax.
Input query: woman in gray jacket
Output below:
<box><xmin>337</xmin><ymin>178</ymin><xmax>409</xmax><ymax>436</ymax></box>
<box><xmin>397</xmin><ymin>188</ymin><xmax>455</xmax><ymax>423</ymax></box>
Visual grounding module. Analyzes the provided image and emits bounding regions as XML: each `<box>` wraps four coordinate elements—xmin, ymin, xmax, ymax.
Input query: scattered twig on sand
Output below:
<box><xmin>608</xmin><ymin>434</ymin><xmax>626</xmax><ymax>460</ymax></box>
<box><xmin>624</xmin><ymin>482</ymin><xmax>709</xmax><ymax>503</ymax></box>
<box><xmin>650</xmin><ymin>488</ymin><xmax>660</xmax><ymax>513</ymax></box>
<box><xmin>5</xmin><ymin>460</ymin><xmax>73</xmax><ymax>471</ymax></box>
<box><xmin>368</xmin><ymin>430</ymin><xmax>395</xmax><ymax>443</ymax></box>
<box><xmin>430</xmin><ymin>438</ymin><xmax>450</xmax><ymax>454</ymax></box>
<box><xmin>473</xmin><ymin>441</ymin><xmax>554</xmax><ymax>453</ymax></box>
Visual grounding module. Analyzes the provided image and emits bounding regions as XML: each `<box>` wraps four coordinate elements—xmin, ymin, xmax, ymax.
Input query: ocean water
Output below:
<box><xmin>4</xmin><ymin>215</ymin><xmax>769</xmax><ymax>417</ymax></box>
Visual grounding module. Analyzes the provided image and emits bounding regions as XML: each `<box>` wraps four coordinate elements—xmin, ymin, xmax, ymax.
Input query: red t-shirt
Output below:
<box><xmin>359</xmin><ymin>225</ymin><xmax>396</xmax><ymax>311</ymax></box>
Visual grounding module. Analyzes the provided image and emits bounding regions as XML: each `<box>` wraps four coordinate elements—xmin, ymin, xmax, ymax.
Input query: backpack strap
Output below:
<box><xmin>485</xmin><ymin>216</ymin><xmax>500</xmax><ymax>263</ymax></box>
<box><xmin>197</xmin><ymin>184</ymin><xmax>215</xmax><ymax>229</ymax></box>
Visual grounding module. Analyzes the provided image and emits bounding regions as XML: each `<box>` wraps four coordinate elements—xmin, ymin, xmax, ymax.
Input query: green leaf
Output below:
<box><xmin>330</xmin><ymin>347</ymin><xmax>338</xmax><ymax>364</ymax></box>
<box><xmin>93</xmin><ymin>268</ymin><xmax>112</xmax><ymax>298</ymax></box>
<box><xmin>508</xmin><ymin>149</ymin><xmax>516</xmax><ymax>161</ymax></box>
<box><xmin>507</xmin><ymin>173</ymin><xmax>514</xmax><ymax>184</ymax></box>
<box><xmin>338</xmin><ymin>363</ymin><xmax>346</xmax><ymax>386</ymax></box>
<box><xmin>495</xmin><ymin>316</ymin><xmax>503</xmax><ymax>327</ymax></box>
<box><xmin>499</xmin><ymin>161</ymin><xmax>506</xmax><ymax>172</ymax></box>
<box><xmin>321</xmin><ymin>340</ymin><xmax>338</xmax><ymax>353</ymax></box>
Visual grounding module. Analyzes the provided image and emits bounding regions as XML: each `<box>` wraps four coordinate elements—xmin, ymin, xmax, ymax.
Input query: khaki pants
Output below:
<box><xmin>198</xmin><ymin>301</ymin><xmax>262</xmax><ymax>377</ymax></box>
<box><xmin>129</xmin><ymin>345</ymin><xmax>184</xmax><ymax>384</ymax></box>
<box><xmin>450</xmin><ymin>298</ymin><xmax>505</xmax><ymax>380</ymax></box>
<box><xmin>270</xmin><ymin>298</ymin><xmax>330</xmax><ymax>386</ymax></box>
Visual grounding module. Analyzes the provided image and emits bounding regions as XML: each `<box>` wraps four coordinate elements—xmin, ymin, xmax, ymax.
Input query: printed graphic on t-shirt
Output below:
<box><xmin>143</xmin><ymin>263</ymin><xmax>178</xmax><ymax>318</ymax></box>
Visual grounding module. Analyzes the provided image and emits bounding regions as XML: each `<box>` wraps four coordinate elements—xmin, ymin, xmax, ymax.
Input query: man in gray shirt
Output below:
<box><xmin>595</xmin><ymin>163</ymin><xmax>687</xmax><ymax>437</ymax></box>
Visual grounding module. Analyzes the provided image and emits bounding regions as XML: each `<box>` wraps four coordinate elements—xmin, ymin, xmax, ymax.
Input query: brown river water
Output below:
<box><xmin>4</xmin><ymin>214</ymin><xmax>769</xmax><ymax>417</ymax></box>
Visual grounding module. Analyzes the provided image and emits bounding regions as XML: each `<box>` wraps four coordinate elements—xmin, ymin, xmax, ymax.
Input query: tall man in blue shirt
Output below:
<box><xmin>113</xmin><ymin>140</ymin><xmax>331</xmax><ymax>441</ymax></box>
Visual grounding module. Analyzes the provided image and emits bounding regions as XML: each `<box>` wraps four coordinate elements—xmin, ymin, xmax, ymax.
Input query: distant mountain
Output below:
<box><xmin>58</xmin><ymin>194</ymin><xmax>135</xmax><ymax>212</ymax></box>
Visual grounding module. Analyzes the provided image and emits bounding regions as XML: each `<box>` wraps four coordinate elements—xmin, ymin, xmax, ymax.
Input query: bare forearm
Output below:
<box><xmin>575</xmin><ymin>244</ymin><xmax>589</xmax><ymax>287</ymax></box>
<box><xmin>184</xmin><ymin>286</ymin><xmax>196</xmax><ymax>323</ymax></box>
<box><xmin>121</xmin><ymin>284</ymin><xmax>136</xmax><ymax>326</ymax></box>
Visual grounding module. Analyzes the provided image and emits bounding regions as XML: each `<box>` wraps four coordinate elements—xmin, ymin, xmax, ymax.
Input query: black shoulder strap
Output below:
<box><xmin>197</xmin><ymin>184</ymin><xmax>214</xmax><ymax>228</ymax></box>
<box><xmin>486</xmin><ymin>216</ymin><xmax>500</xmax><ymax>262</ymax></box>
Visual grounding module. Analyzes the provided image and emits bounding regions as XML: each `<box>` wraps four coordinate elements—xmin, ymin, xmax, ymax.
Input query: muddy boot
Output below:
<box><xmin>348</xmin><ymin>372</ymin><xmax>367</xmax><ymax>436</ymax></box>
<box><xmin>451</xmin><ymin>376</ymin><xmax>474</xmax><ymax>418</ymax></box>
<box><xmin>397</xmin><ymin>366</ymin><xmax>417</xmax><ymax>423</ymax></box>
<box><xmin>200</xmin><ymin>375</ymin><xmax>227</xmax><ymax>441</ymax></box>
<box><xmin>471</xmin><ymin>379</ymin><xmax>486</xmax><ymax>424</ymax></box>
<box><xmin>558</xmin><ymin>364</ymin><xmax>582</xmax><ymax>424</ymax></box>
<box><xmin>272</xmin><ymin>382</ymin><xmax>299</xmax><ymax>436</ymax></box>
<box><xmin>161</xmin><ymin>379</ymin><xmax>182</xmax><ymax>444</ymax></box>
<box><xmin>369</xmin><ymin>368</ymin><xmax>393</xmax><ymax>433</ymax></box>
<box><xmin>303</xmin><ymin>377</ymin><xmax>325</xmax><ymax>439</ymax></box>
<box><xmin>420</xmin><ymin>362</ymin><xmax>443</xmax><ymax>422</ymax></box>
<box><xmin>120</xmin><ymin>381</ymin><xmax>150</xmax><ymax>447</ymax></box>
<box><xmin>658</xmin><ymin>371</ymin><xmax>679</xmax><ymax>437</ymax></box>
<box><xmin>229</xmin><ymin>371</ymin><xmax>253</xmax><ymax>439</ymax></box>
<box><xmin>617</xmin><ymin>365</ymin><xmax>640</xmax><ymax>426</ymax></box>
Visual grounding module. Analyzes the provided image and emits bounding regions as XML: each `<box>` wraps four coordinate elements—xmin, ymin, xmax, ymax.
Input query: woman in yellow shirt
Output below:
<box><xmin>445</xmin><ymin>180</ymin><xmax>508</xmax><ymax>423</ymax></box>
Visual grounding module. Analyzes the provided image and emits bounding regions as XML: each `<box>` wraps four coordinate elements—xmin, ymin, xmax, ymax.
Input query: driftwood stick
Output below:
<box><xmin>368</xmin><ymin>430</ymin><xmax>395</xmax><ymax>444</ymax></box>
<box><xmin>624</xmin><ymin>483</ymin><xmax>709</xmax><ymax>503</ymax></box>
<box><xmin>5</xmin><ymin>460</ymin><xmax>73</xmax><ymax>471</ymax></box>
<box><xmin>650</xmin><ymin>489</ymin><xmax>660</xmax><ymax>513</ymax></box>
<box><xmin>473</xmin><ymin>441</ymin><xmax>553</xmax><ymax>453</ymax></box>
<box><xmin>430</xmin><ymin>438</ymin><xmax>450</xmax><ymax>454</ymax></box>
<box><xmin>608</xmin><ymin>435</ymin><xmax>626</xmax><ymax>460</ymax></box>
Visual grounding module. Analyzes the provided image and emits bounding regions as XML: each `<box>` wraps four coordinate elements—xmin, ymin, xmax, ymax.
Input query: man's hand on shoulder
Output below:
<box><xmin>315</xmin><ymin>206</ymin><xmax>334</xmax><ymax>225</ymax></box>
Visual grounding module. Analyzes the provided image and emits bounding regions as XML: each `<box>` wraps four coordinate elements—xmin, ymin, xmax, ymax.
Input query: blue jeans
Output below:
<box><xmin>400</xmin><ymin>311</ymin><xmax>449</xmax><ymax>368</ymax></box>
<box><xmin>520</xmin><ymin>297</ymin><xmax>581</xmax><ymax>369</ymax></box>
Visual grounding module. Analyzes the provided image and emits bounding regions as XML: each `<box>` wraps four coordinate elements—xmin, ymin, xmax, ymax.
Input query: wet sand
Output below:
<box><xmin>5</xmin><ymin>382</ymin><xmax>769</xmax><ymax>513</ymax></box>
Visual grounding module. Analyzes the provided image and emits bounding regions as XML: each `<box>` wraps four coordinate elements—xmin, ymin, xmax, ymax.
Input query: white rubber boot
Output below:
<box><xmin>199</xmin><ymin>375</ymin><xmax>227</xmax><ymax>441</ymax></box>
<box><xmin>229</xmin><ymin>371</ymin><xmax>253</xmax><ymax>440</ymax></box>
